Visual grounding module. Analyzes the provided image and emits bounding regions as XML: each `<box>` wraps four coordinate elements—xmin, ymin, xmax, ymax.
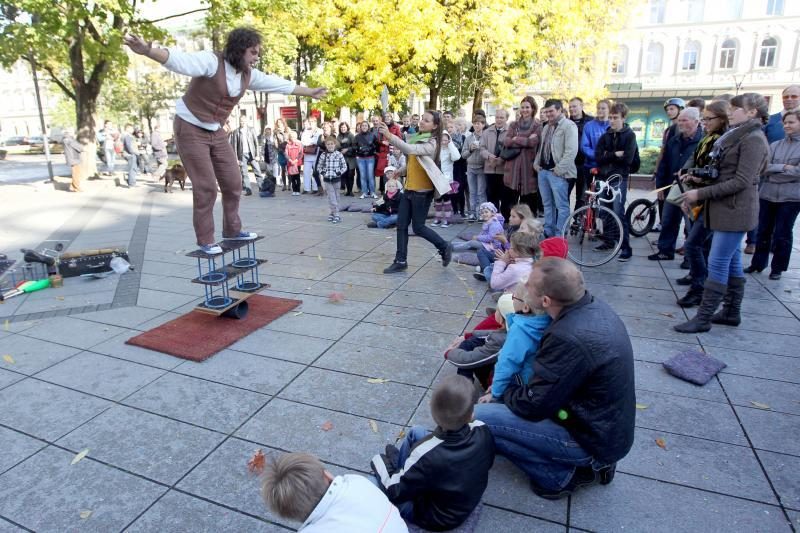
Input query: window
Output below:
<box><xmin>649</xmin><ymin>0</ymin><xmax>665</xmax><ymax>23</ymax></box>
<box><xmin>681</xmin><ymin>41</ymin><xmax>700</xmax><ymax>71</ymax></box>
<box><xmin>767</xmin><ymin>0</ymin><xmax>784</xmax><ymax>16</ymax></box>
<box><xmin>610</xmin><ymin>46</ymin><xmax>627</xmax><ymax>74</ymax></box>
<box><xmin>645</xmin><ymin>42</ymin><xmax>664</xmax><ymax>73</ymax></box>
<box><xmin>759</xmin><ymin>37</ymin><xmax>778</xmax><ymax>68</ymax></box>
<box><xmin>719</xmin><ymin>39</ymin><xmax>736</xmax><ymax>70</ymax></box>
<box><xmin>686</xmin><ymin>0</ymin><xmax>704</xmax><ymax>22</ymax></box>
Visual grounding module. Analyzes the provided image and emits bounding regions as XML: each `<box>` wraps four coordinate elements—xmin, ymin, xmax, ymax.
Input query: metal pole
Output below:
<box><xmin>28</xmin><ymin>52</ymin><xmax>54</xmax><ymax>182</ymax></box>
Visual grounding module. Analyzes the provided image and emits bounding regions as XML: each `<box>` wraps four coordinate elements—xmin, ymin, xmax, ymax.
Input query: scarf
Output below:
<box><xmin>386</xmin><ymin>190</ymin><xmax>398</xmax><ymax>199</ymax></box>
<box><xmin>710</xmin><ymin>119</ymin><xmax>762</xmax><ymax>161</ymax></box>
<box><xmin>406</xmin><ymin>132</ymin><xmax>431</xmax><ymax>144</ymax></box>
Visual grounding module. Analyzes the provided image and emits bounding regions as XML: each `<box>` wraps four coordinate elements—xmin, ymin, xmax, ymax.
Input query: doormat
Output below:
<box><xmin>126</xmin><ymin>294</ymin><xmax>301</xmax><ymax>362</ymax></box>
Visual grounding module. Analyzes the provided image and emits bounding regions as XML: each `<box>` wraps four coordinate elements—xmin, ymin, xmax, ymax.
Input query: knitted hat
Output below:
<box><xmin>478</xmin><ymin>202</ymin><xmax>498</xmax><ymax>214</ymax></box>
<box><xmin>540</xmin><ymin>237</ymin><xmax>569</xmax><ymax>259</ymax></box>
<box><xmin>496</xmin><ymin>293</ymin><xmax>515</xmax><ymax>321</ymax></box>
<box><xmin>384</xmin><ymin>165</ymin><xmax>397</xmax><ymax>175</ymax></box>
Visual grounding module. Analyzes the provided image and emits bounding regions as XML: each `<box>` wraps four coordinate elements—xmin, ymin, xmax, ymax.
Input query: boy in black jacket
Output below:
<box><xmin>371</xmin><ymin>375</ymin><xmax>494</xmax><ymax>531</ymax></box>
<box><xmin>595</xmin><ymin>102</ymin><xmax>638</xmax><ymax>260</ymax></box>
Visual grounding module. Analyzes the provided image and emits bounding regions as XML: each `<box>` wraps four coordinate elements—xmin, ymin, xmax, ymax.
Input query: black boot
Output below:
<box><xmin>711</xmin><ymin>277</ymin><xmax>745</xmax><ymax>327</ymax></box>
<box><xmin>676</xmin><ymin>287</ymin><xmax>703</xmax><ymax>308</ymax></box>
<box><xmin>673</xmin><ymin>280</ymin><xmax>727</xmax><ymax>333</ymax></box>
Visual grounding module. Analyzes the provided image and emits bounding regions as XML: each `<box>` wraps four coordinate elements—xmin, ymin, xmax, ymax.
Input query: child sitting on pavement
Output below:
<box><xmin>444</xmin><ymin>292</ymin><xmax>516</xmax><ymax>390</ymax></box>
<box><xmin>262</xmin><ymin>452</ymin><xmax>408</xmax><ymax>533</ymax></box>
<box><xmin>489</xmin><ymin>231</ymin><xmax>540</xmax><ymax>291</ymax></box>
<box><xmin>451</xmin><ymin>202</ymin><xmax>505</xmax><ymax>253</ymax></box>
<box><xmin>371</xmin><ymin>375</ymin><xmax>495</xmax><ymax>532</ymax></box>
<box><xmin>369</xmin><ymin>174</ymin><xmax>403</xmax><ymax>229</ymax></box>
<box><xmin>317</xmin><ymin>136</ymin><xmax>348</xmax><ymax>223</ymax></box>
<box><xmin>474</xmin><ymin>203</ymin><xmax>543</xmax><ymax>282</ymax></box>
<box><xmin>478</xmin><ymin>281</ymin><xmax>551</xmax><ymax>403</ymax></box>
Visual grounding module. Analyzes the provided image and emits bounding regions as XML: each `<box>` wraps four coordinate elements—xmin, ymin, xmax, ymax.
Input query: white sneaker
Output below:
<box><xmin>431</xmin><ymin>220</ymin><xmax>441</xmax><ymax>227</ymax></box>
<box><xmin>360</xmin><ymin>194</ymin><xmax>366</xmax><ymax>199</ymax></box>
<box><xmin>441</xmin><ymin>221</ymin><xmax>450</xmax><ymax>227</ymax></box>
<box><xmin>200</xmin><ymin>243</ymin><xmax>222</xmax><ymax>255</ymax></box>
<box><xmin>223</xmin><ymin>231</ymin><xmax>257</xmax><ymax>241</ymax></box>
<box><xmin>475</xmin><ymin>265</ymin><xmax>482</xmax><ymax>273</ymax></box>
<box><xmin>372</xmin><ymin>193</ymin><xmax>379</xmax><ymax>199</ymax></box>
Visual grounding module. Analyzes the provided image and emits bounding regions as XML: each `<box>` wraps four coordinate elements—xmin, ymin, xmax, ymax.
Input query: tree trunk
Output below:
<box><xmin>295</xmin><ymin>55</ymin><xmax>303</xmax><ymax>130</ymax></box>
<box><xmin>427</xmin><ymin>85</ymin><xmax>439</xmax><ymax>110</ymax></box>
<box><xmin>76</xmin><ymin>90</ymin><xmax>99</xmax><ymax>177</ymax></box>
<box><xmin>472</xmin><ymin>86</ymin><xmax>484</xmax><ymax>112</ymax></box>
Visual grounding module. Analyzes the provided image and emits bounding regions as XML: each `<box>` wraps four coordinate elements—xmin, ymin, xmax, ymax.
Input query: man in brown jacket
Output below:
<box><xmin>480</xmin><ymin>109</ymin><xmax>508</xmax><ymax>210</ymax></box>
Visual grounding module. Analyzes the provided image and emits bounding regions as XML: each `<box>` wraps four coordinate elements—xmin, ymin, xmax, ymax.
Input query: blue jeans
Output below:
<box><xmin>538</xmin><ymin>169</ymin><xmax>570</xmax><ymax>237</ymax></box>
<box><xmin>240</xmin><ymin>153</ymin><xmax>263</xmax><ymax>190</ymax></box>
<box><xmin>474</xmin><ymin>403</ymin><xmax>595</xmax><ymax>490</ymax></box>
<box><xmin>477</xmin><ymin>246</ymin><xmax>495</xmax><ymax>273</ymax></box>
<box><xmin>125</xmin><ymin>155</ymin><xmax>137</xmax><ymax>186</ymax></box>
<box><xmin>357</xmin><ymin>157</ymin><xmax>376</xmax><ymax>195</ymax></box>
<box><xmin>372</xmin><ymin>213</ymin><xmax>398</xmax><ymax>228</ymax></box>
<box><xmin>104</xmin><ymin>148</ymin><xmax>116</xmax><ymax>174</ymax></box>
<box><xmin>684</xmin><ymin>212</ymin><xmax>712</xmax><ymax>290</ymax></box>
<box><xmin>395</xmin><ymin>190</ymin><xmax>447</xmax><ymax>264</ymax></box>
<box><xmin>452</xmin><ymin>240</ymin><xmax>483</xmax><ymax>252</ymax></box>
<box><xmin>707</xmin><ymin>230</ymin><xmax>745</xmax><ymax>285</ymax></box>
<box><xmin>751</xmin><ymin>199</ymin><xmax>800</xmax><ymax>273</ymax></box>
<box><xmin>370</xmin><ymin>426</ymin><xmax>430</xmax><ymax>521</ymax></box>
<box><xmin>467</xmin><ymin>169</ymin><xmax>486</xmax><ymax>215</ymax></box>
<box><xmin>657</xmin><ymin>201</ymin><xmax>683</xmax><ymax>256</ymax></box>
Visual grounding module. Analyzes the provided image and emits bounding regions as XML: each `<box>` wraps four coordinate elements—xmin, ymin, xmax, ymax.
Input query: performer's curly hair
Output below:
<box><xmin>223</xmin><ymin>27</ymin><xmax>262</xmax><ymax>71</ymax></box>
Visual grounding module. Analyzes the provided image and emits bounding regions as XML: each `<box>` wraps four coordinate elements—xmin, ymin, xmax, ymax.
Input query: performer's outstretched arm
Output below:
<box><xmin>124</xmin><ymin>35</ymin><xmax>169</xmax><ymax>64</ymax></box>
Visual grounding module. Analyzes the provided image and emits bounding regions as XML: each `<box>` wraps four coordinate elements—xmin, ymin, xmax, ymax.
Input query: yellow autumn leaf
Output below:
<box><xmin>369</xmin><ymin>419</ymin><xmax>379</xmax><ymax>433</ymax></box>
<box><xmin>2</xmin><ymin>355</ymin><xmax>14</xmax><ymax>364</ymax></box>
<box><xmin>71</xmin><ymin>449</ymin><xmax>89</xmax><ymax>465</ymax></box>
<box><xmin>635</xmin><ymin>403</ymin><xmax>648</xmax><ymax>410</ymax></box>
<box><xmin>79</xmin><ymin>510</ymin><xmax>92</xmax><ymax>519</ymax></box>
<box><xmin>749</xmin><ymin>401</ymin><xmax>771</xmax><ymax>410</ymax></box>
<box><xmin>367</xmin><ymin>378</ymin><xmax>389</xmax><ymax>384</ymax></box>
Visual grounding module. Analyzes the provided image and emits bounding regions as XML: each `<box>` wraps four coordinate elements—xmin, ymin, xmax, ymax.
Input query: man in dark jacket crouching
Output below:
<box><xmin>474</xmin><ymin>257</ymin><xmax>635</xmax><ymax>499</ymax></box>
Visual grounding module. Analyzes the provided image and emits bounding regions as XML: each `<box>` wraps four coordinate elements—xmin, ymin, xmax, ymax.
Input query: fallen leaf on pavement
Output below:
<box><xmin>397</xmin><ymin>429</ymin><xmax>406</xmax><ymax>440</ymax></box>
<box><xmin>321</xmin><ymin>421</ymin><xmax>334</xmax><ymax>431</ymax></box>
<box><xmin>750</xmin><ymin>401</ymin><xmax>771</xmax><ymax>410</ymax></box>
<box><xmin>79</xmin><ymin>510</ymin><xmax>92</xmax><ymax>519</ymax></box>
<box><xmin>635</xmin><ymin>403</ymin><xmax>648</xmax><ymax>410</ymax></box>
<box><xmin>292</xmin><ymin>311</ymin><xmax>303</xmax><ymax>317</ymax></box>
<box><xmin>328</xmin><ymin>292</ymin><xmax>345</xmax><ymax>303</ymax></box>
<box><xmin>317</xmin><ymin>254</ymin><xmax>323</xmax><ymax>261</ymax></box>
<box><xmin>3</xmin><ymin>355</ymin><xmax>14</xmax><ymax>364</ymax></box>
<box><xmin>369</xmin><ymin>419</ymin><xmax>379</xmax><ymax>433</ymax></box>
<box><xmin>655</xmin><ymin>438</ymin><xmax>667</xmax><ymax>450</ymax></box>
<box><xmin>367</xmin><ymin>378</ymin><xmax>389</xmax><ymax>384</ymax></box>
<box><xmin>71</xmin><ymin>449</ymin><xmax>89</xmax><ymax>465</ymax></box>
<box><xmin>247</xmin><ymin>449</ymin><xmax>266</xmax><ymax>474</ymax></box>
<box><xmin>3</xmin><ymin>320</ymin><xmax>8</xmax><ymax>331</ymax></box>
<box><xmin>56</xmin><ymin>296</ymin><xmax>65</xmax><ymax>301</ymax></box>
<box><xmin>659</xmin><ymin>312</ymin><xmax>674</xmax><ymax>318</ymax></box>
<box><xmin>298</xmin><ymin>251</ymin><xmax>305</xmax><ymax>254</ymax></box>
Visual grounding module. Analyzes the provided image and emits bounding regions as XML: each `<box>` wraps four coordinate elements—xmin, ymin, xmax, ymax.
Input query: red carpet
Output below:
<box><xmin>126</xmin><ymin>294</ymin><xmax>301</xmax><ymax>362</ymax></box>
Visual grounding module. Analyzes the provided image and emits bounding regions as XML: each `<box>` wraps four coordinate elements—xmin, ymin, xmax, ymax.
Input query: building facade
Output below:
<box><xmin>606</xmin><ymin>0</ymin><xmax>800</xmax><ymax>146</ymax></box>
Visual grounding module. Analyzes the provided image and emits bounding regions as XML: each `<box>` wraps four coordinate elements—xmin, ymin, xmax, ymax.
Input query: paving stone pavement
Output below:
<box><xmin>0</xmin><ymin>179</ymin><xmax>798</xmax><ymax>532</ymax></box>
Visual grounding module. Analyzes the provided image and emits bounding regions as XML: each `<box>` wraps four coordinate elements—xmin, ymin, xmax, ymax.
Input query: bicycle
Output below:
<box><xmin>625</xmin><ymin>194</ymin><xmax>657</xmax><ymax>237</ymax></box>
<box><xmin>561</xmin><ymin>172</ymin><xmax>624</xmax><ymax>266</ymax></box>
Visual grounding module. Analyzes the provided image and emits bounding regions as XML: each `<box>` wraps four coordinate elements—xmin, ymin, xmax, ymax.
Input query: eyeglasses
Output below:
<box><xmin>701</xmin><ymin>116</ymin><xmax>721</xmax><ymax>122</ymax></box>
<box><xmin>512</xmin><ymin>295</ymin><xmax>525</xmax><ymax>304</ymax></box>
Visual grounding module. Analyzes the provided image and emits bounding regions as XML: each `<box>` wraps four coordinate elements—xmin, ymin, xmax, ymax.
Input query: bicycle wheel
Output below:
<box><xmin>561</xmin><ymin>205</ymin><xmax>623</xmax><ymax>267</ymax></box>
<box><xmin>626</xmin><ymin>198</ymin><xmax>656</xmax><ymax>237</ymax></box>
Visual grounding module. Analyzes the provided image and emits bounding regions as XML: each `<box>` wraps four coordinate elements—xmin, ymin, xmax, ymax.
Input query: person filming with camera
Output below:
<box><xmin>673</xmin><ymin>100</ymin><xmax>730</xmax><ymax>308</ymax></box>
<box><xmin>673</xmin><ymin>93</ymin><xmax>769</xmax><ymax>333</ymax></box>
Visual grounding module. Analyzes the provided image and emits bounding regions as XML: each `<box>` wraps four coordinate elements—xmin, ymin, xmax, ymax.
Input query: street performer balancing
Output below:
<box><xmin>124</xmin><ymin>28</ymin><xmax>327</xmax><ymax>254</ymax></box>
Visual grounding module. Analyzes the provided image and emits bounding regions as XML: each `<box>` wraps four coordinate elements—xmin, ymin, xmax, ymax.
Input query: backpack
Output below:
<box><xmin>630</xmin><ymin>145</ymin><xmax>641</xmax><ymax>174</ymax></box>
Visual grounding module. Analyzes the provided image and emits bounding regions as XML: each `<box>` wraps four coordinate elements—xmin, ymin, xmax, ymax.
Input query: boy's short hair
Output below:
<box><xmin>472</xmin><ymin>115</ymin><xmax>486</xmax><ymax>125</ymax></box>
<box><xmin>430</xmin><ymin>375</ymin><xmax>474</xmax><ymax>431</ymax></box>
<box><xmin>510</xmin><ymin>231</ymin><xmax>540</xmax><ymax>258</ymax></box>
<box><xmin>262</xmin><ymin>453</ymin><xmax>329</xmax><ymax>522</ymax></box>
<box><xmin>324</xmin><ymin>135</ymin><xmax>337</xmax><ymax>144</ymax></box>
<box><xmin>609</xmin><ymin>102</ymin><xmax>629</xmax><ymax>118</ymax></box>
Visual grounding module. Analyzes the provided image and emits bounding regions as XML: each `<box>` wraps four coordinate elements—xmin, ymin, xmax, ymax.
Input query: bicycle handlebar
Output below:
<box><xmin>586</xmin><ymin>174</ymin><xmax>623</xmax><ymax>204</ymax></box>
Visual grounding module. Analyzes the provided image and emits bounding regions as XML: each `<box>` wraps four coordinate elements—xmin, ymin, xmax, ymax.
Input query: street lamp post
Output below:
<box><xmin>28</xmin><ymin>51</ymin><xmax>55</xmax><ymax>183</ymax></box>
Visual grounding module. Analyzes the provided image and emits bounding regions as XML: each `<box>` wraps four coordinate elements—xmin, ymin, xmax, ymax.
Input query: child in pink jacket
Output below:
<box><xmin>490</xmin><ymin>231</ymin><xmax>540</xmax><ymax>291</ymax></box>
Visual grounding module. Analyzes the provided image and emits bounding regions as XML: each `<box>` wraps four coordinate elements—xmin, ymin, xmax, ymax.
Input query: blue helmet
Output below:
<box><xmin>663</xmin><ymin>98</ymin><xmax>686</xmax><ymax>111</ymax></box>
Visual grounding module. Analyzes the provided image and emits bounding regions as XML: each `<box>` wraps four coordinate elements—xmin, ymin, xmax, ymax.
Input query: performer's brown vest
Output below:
<box><xmin>183</xmin><ymin>53</ymin><xmax>252</xmax><ymax>127</ymax></box>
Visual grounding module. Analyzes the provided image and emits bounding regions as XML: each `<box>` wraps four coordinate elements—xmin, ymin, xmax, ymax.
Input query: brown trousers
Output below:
<box><xmin>174</xmin><ymin>117</ymin><xmax>242</xmax><ymax>246</ymax></box>
<box><xmin>70</xmin><ymin>164</ymin><xmax>82</xmax><ymax>192</ymax></box>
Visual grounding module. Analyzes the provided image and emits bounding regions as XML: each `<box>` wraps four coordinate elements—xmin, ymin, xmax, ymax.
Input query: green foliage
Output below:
<box><xmin>638</xmin><ymin>146</ymin><xmax>661</xmax><ymax>175</ymax></box>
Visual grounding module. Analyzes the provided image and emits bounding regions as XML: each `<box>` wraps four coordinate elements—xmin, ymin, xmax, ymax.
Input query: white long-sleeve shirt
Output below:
<box><xmin>163</xmin><ymin>49</ymin><xmax>296</xmax><ymax>131</ymax></box>
<box><xmin>439</xmin><ymin>139</ymin><xmax>461</xmax><ymax>181</ymax></box>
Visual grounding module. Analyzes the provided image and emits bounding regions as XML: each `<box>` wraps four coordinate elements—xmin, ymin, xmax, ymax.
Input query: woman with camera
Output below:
<box><xmin>674</xmin><ymin>93</ymin><xmax>769</xmax><ymax>333</ymax></box>
<box><xmin>674</xmin><ymin>100</ymin><xmax>730</xmax><ymax>308</ymax></box>
<box><xmin>744</xmin><ymin>110</ymin><xmax>800</xmax><ymax>280</ymax></box>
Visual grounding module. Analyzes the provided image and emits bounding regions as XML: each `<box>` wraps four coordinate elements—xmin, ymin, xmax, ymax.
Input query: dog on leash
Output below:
<box><xmin>161</xmin><ymin>164</ymin><xmax>187</xmax><ymax>193</ymax></box>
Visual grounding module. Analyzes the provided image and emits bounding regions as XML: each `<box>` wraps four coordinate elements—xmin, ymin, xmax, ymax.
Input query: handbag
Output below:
<box><xmin>499</xmin><ymin>146</ymin><xmax>521</xmax><ymax>161</ymax></box>
<box><xmin>665</xmin><ymin>181</ymin><xmax>684</xmax><ymax>207</ymax></box>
